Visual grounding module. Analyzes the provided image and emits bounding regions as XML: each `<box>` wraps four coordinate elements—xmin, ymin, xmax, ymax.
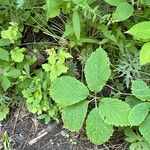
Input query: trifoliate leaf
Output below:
<box><xmin>140</xmin><ymin>42</ymin><xmax>150</xmax><ymax>66</ymax></box>
<box><xmin>62</xmin><ymin>101</ymin><xmax>88</xmax><ymax>132</ymax></box>
<box><xmin>72</xmin><ymin>10</ymin><xmax>81</xmax><ymax>40</ymax></box>
<box><xmin>104</xmin><ymin>0</ymin><xmax>127</xmax><ymax>6</ymax></box>
<box><xmin>139</xmin><ymin>114</ymin><xmax>150</xmax><ymax>143</ymax></box>
<box><xmin>0</xmin><ymin>105</ymin><xmax>9</xmax><ymax>121</ymax></box>
<box><xmin>131</xmin><ymin>80</ymin><xmax>150</xmax><ymax>101</ymax></box>
<box><xmin>128</xmin><ymin>103</ymin><xmax>150</xmax><ymax>126</ymax></box>
<box><xmin>86</xmin><ymin>108</ymin><xmax>113</xmax><ymax>145</ymax></box>
<box><xmin>99</xmin><ymin>98</ymin><xmax>131</xmax><ymax>126</ymax></box>
<box><xmin>113</xmin><ymin>2</ymin><xmax>134</xmax><ymax>22</ymax></box>
<box><xmin>84</xmin><ymin>48</ymin><xmax>111</xmax><ymax>92</ymax></box>
<box><xmin>127</xmin><ymin>21</ymin><xmax>150</xmax><ymax>41</ymax></box>
<box><xmin>0</xmin><ymin>48</ymin><xmax>9</xmax><ymax>61</ymax></box>
<box><xmin>50</xmin><ymin>76</ymin><xmax>89</xmax><ymax>106</ymax></box>
<box><xmin>1</xmin><ymin>76</ymin><xmax>11</xmax><ymax>91</ymax></box>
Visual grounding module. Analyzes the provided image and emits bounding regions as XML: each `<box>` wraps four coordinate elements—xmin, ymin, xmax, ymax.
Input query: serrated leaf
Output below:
<box><xmin>62</xmin><ymin>101</ymin><xmax>88</xmax><ymax>132</ymax></box>
<box><xmin>139</xmin><ymin>114</ymin><xmax>150</xmax><ymax>143</ymax></box>
<box><xmin>0</xmin><ymin>105</ymin><xmax>9</xmax><ymax>121</ymax></box>
<box><xmin>72</xmin><ymin>10</ymin><xmax>81</xmax><ymax>40</ymax></box>
<box><xmin>127</xmin><ymin>21</ymin><xmax>150</xmax><ymax>41</ymax></box>
<box><xmin>0</xmin><ymin>48</ymin><xmax>9</xmax><ymax>61</ymax></box>
<box><xmin>128</xmin><ymin>103</ymin><xmax>149</xmax><ymax>126</ymax></box>
<box><xmin>50</xmin><ymin>76</ymin><xmax>89</xmax><ymax>106</ymax></box>
<box><xmin>140</xmin><ymin>42</ymin><xmax>150</xmax><ymax>66</ymax></box>
<box><xmin>84</xmin><ymin>48</ymin><xmax>111</xmax><ymax>92</ymax></box>
<box><xmin>99</xmin><ymin>98</ymin><xmax>131</xmax><ymax>126</ymax></box>
<box><xmin>86</xmin><ymin>108</ymin><xmax>113</xmax><ymax>145</ymax></box>
<box><xmin>113</xmin><ymin>2</ymin><xmax>134</xmax><ymax>22</ymax></box>
<box><xmin>104</xmin><ymin>0</ymin><xmax>127</xmax><ymax>6</ymax></box>
<box><xmin>131</xmin><ymin>80</ymin><xmax>150</xmax><ymax>101</ymax></box>
<box><xmin>125</xmin><ymin>96</ymin><xmax>142</xmax><ymax>108</ymax></box>
<box><xmin>1</xmin><ymin>76</ymin><xmax>11</xmax><ymax>91</ymax></box>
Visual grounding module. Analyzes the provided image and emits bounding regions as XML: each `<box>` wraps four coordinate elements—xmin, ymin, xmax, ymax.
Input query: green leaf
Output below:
<box><xmin>131</xmin><ymin>80</ymin><xmax>150</xmax><ymax>101</ymax></box>
<box><xmin>50</xmin><ymin>76</ymin><xmax>89</xmax><ymax>106</ymax></box>
<box><xmin>84</xmin><ymin>48</ymin><xmax>111</xmax><ymax>92</ymax></box>
<box><xmin>124</xmin><ymin>128</ymin><xmax>139</xmax><ymax>143</ymax></box>
<box><xmin>72</xmin><ymin>10</ymin><xmax>81</xmax><ymax>40</ymax></box>
<box><xmin>1</xmin><ymin>76</ymin><xmax>11</xmax><ymax>91</ymax></box>
<box><xmin>6</xmin><ymin>68</ymin><xmax>21</xmax><ymax>78</ymax></box>
<box><xmin>113</xmin><ymin>2</ymin><xmax>134</xmax><ymax>22</ymax></box>
<box><xmin>10</xmin><ymin>47</ymin><xmax>26</xmax><ymax>62</ymax></box>
<box><xmin>128</xmin><ymin>103</ymin><xmax>150</xmax><ymax>126</ymax></box>
<box><xmin>99</xmin><ymin>98</ymin><xmax>131</xmax><ymax>126</ymax></box>
<box><xmin>125</xmin><ymin>96</ymin><xmax>142</xmax><ymax>108</ymax></box>
<box><xmin>140</xmin><ymin>42</ymin><xmax>150</xmax><ymax>66</ymax></box>
<box><xmin>140</xmin><ymin>0</ymin><xmax>150</xmax><ymax>6</ymax></box>
<box><xmin>62</xmin><ymin>101</ymin><xmax>88</xmax><ymax>132</ymax></box>
<box><xmin>0</xmin><ymin>38</ymin><xmax>10</xmax><ymax>46</ymax></box>
<box><xmin>104</xmin><ymin>0</ymin><xmax>127</xmax><ymax>6</ymax></box>
<box><xmin>0</xmin><ymin>105</ymin><xmax>9</xmax><ymax>121</ymax></box>
<box><xmin>127</xmin><ymin>21</ymin><xmax>150</xmax><ymax>41</ymax></box>
<box><xmin>0</xmin><ymin>48</ymin><xmax>9</xmax><ymax>61</ymax></box>
<box><xmin>139</xmin><ymin>114</ymin><xmax>150</xmax><ymax>143</ymax></box>
<box><xmin>86</xmin><ymin>108</ymin><xmax>113</xmax><ymax>145</ymax></box>
<box><xmin>46</xmin><ymin>0</ymin><xmax>61</xmax><ymax>20</ymax></box>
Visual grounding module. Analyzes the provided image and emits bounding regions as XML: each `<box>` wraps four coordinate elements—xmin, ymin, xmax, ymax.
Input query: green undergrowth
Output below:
<box><xmin>0</xmin><ymin>0</ymin><xmax>150</xmax><ymax>149</ymax></box>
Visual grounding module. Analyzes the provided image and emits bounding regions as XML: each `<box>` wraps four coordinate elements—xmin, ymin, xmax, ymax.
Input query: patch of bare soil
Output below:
<box><xmin>0</xmin><ymin>107</ymin><xmax>128</xmax><ymax>150</ymax></box>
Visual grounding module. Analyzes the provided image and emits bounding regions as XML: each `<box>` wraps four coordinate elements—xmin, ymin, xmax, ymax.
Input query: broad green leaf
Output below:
<box><xmin>50</xmin><ymin>76</ymin><xmax>89</xmax><ymax>106</ymax></box>
<box><xmin>62</xmin><ymin>101</ymin><xmax>88</xmax><ymax>132</ymax></box>
<box><xmin>0</xmin><ymin>48</ymin><xmax>9</xmax><ymax>61</ymax></box>
<box><xmin>113</xmin><ymin>2</ymin><xmax>134</xmax><ymax>22</ymax></box>
<box><xmin>131</xmin><ymin>80</ymin><xmax>150</xmax><ymax>101</ymax></box>
<box><xmin>72</xmin><ymin>10</ymin><xmax>81</xmax><ymax>41</ymax></box>
<box><xmin>0</xmin><ymin>105</ymin><xmax>9</xmax><ymax>121</ymax></box>
<box><xmin>130</xmin><ymin>141</ymin><xmax>150</xmax><ymax>150</ymax></box>
<box><xmin>128</xmin><ymin>103</ymin><xmax>150</xmax><ymax>126</ymax></box>
<box><xmin>139</xmin><ymin>114</ymin><xmax>150</xmax><ymax>143</ymax></box>
<box><xmin>86</xmin><ymin>108</ymin><xmax>113</xmax><ymax>145</ymax></box>
<box><xmin>46</xmin><ymin>0</ymin><xmax>61</xmax><ymax>20</ymax></box>
<box><xmin>99</xmin><ymin>98</ymin><xmax>131</xmax><ymax>126</ymax></box>
<box><xmin>84</xmin><ymin>48</ymin><xmax>111</xmax><ymax>92</ymax></box>
<box><xmin>140</xmin><ymin>42</ymin><xmax>150</xmax><ymax>66</ymax></box>
<box><xmin>128</xmin><ymin>21</ymin><xmax>150</xmax><ymax>41</ymax></box>
<box><xmin>1</xmin><ymin>76</ymin><xmax>11</xmax><ymax>91</ymax></box>
<box><xmin>104</xmin><ymin>0</ymin><xmax>127</xmax><ymax>6</ymax></box>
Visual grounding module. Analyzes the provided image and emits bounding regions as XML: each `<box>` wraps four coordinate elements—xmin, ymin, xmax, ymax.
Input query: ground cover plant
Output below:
<box><xmin>0</xmin><ymin>0</ymin><xmax>150</xmax><ymax>149</ymax></box>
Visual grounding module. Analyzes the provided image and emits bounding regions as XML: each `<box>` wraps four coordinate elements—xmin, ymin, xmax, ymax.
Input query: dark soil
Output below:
<box><xmin>0</xmin><ymin>107</ymin><xmax>128</xmax><ymax>150</ymax></box>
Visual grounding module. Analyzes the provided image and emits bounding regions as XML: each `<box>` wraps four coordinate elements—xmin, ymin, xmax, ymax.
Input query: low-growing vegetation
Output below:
<box><xmin>0</xmin><ymin>0</ymin><xmax>150</xmax><ymax>149</ymax></box>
